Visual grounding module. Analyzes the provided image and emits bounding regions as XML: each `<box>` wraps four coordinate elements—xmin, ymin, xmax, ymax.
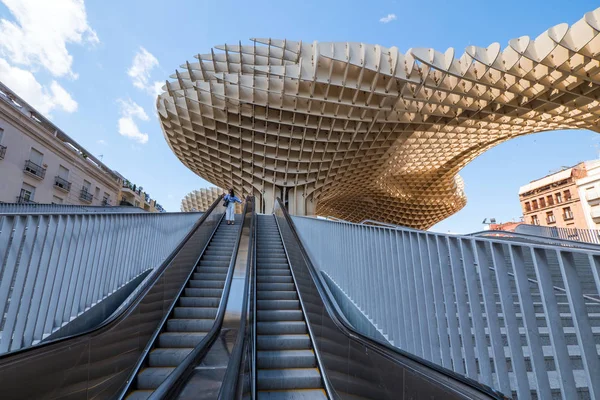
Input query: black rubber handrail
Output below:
<box><xmin>147</xmin><ymin>196</ymin><xmax>255</xmax><ymax>399</ymax></box>
<box><xmin>276</xmin><ymin>198</ymin><xmax>509</xmax><ymax>400</ymax></box>
<box><xmin>0</xmin><ymin>196</ymin><xmax>222</xmax><ymax>361</ymax></box>
<box><xmin>217</xmin><ymin>196</ymin><xmax>256</xmax><ymax>400</ymax></box>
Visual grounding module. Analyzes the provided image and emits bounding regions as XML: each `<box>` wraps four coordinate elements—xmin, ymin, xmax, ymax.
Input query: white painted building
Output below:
<box><xmin>0</xmin><ymin>82</ymin><xmax>121</xmax><ymax>206</ymax></box>
<box><xmin>576</xmin><ymin>159</ymin><xmax>600</xmax><ymax>229</ymax></box>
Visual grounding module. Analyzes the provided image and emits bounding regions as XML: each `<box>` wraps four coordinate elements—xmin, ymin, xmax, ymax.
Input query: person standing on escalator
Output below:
<box><xmin>223</xmin><ymin>188</ymin><xmax>242</xmax><ymax>225</ymax></box>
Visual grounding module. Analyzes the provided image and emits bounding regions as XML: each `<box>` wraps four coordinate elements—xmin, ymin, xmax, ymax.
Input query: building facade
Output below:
<box><xmin>519</xmin><ymin>163</ymin><xmax>588</xmax><ymax>229</ymax></box>
<box><xmin>181</xmin><ymin>187</ymin><xmax>241</xmax><ymax>213</ymax></box>
<box><xmin>575</xmin><ymin>160</ymin><xmax>600</xmax><ymax>229</ymax></box>
<box><xmin>0</xmin><ymin>83</ymin><xmax>121</xmax><ymax>207</ymax></box>
<box><xmin>0</xmin><ymin>82</ymin><xmax>164</xmax><ymax>212</ymax></box>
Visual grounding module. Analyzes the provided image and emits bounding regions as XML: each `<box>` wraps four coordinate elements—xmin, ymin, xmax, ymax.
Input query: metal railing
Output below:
<box><xmin>291</xmin><ymin>216</ymin><xmax>600</xmax><ymax>399</ymax></box>
<box><xmin>14</xmin><ymin>196</ymin><xmax>36</xmax><ymax>205</ymax></box>
<box><xmin>53</xmin><ymin>176</ymin><xmax>71</xmax><ymax>192</ymax></box>
<box><xmin>0</xmin><ymin>144</ymin><xmax>6</xmax><ymax>159</ymax></box>
<box><xmin>0</xmin><ymin>211</ymin><xmax>202</xmax><ymax>354</ymax></box>
<box><xmin>23</xmin><ymin>160</ymin><xmax>46</xmax><ymax>179</ymax></box>
<box><xmin>79</xmin><ymin>189</ymin><xmax>93</xmax><ymax>203</ymax></box>
<box><xmin>516</xmin><ymin>223</ymin><xmax>600</xmax><ymax>245</ymax></box>
<box><xmin>0</xmin><ymin>203</ymin><xmax>149</xmax><ymax>214</ymax></box>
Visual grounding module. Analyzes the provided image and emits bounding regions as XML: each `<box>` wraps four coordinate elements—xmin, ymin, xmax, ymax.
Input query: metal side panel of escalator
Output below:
<box><xmin>0</xmin><ymin>197</ymin><xmax>228</xmax><ymax>400</ymax></box>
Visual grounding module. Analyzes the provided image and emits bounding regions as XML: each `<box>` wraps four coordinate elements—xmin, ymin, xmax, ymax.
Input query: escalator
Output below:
<box><xmin>0</xmin><ymin>196</ymin><xmax>252</xmax><ymax>400</ymax></box>
<box><xmin>255</xmin><ymin>215</ymin><xmax>326</xmax><ymax>398</ymax></box>
<box><xmin>128</xmin><ymin>216</ymin><xmax>240</xmax><ymax>398</ymax></box>
<box><xmin>225</xmin><ymin>203</ymin><xmax>508</xmax><ymax>400</ymax></box>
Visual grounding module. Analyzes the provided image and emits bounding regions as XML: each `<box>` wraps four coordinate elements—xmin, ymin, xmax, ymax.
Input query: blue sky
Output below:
<box><xmin>0</xmin><ymin>0</ymin><xmax>598</xmax><ymax>232</ymax></box>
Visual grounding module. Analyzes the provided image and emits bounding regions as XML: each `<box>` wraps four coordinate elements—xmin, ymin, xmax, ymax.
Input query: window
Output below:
<box><xmin>134</xmin><ymin>200</ymin><xmax>140</xmax><ymax>207</ymax></box>
<box><xmin>546</xmin><ymin>211</ymin><xmax>556</xmax><ymax>224</ymax></box>
<box><xmin>58</xmin><ymin>165</ymin><xmax>69</xmax><ymax>180</ymax></box>
<box><xmin>52</xmin><ymin>195</ymin><xmax>63</xmax><ymax>204</ymax></box>
<box><xmin>525</xmin><ymin>202</ymin><xmax>531</xmax><ymax>212</ymax></box>
<box><xmin>80</xmin><ymin>180</ymin><xmax>93</xmax><ymax>202</ymax></box>
<box><xmin>564</xmin><ymin>190</ymin><xmax>572</xmax><ymax>201</ymax></box>
<box><xmin>102</xmin><ymin>192</ymin><xmax>110</xmax><ymax>206</ymax></box>
<box><xmin>0</xmin><ymin>127</ymin><xmax>4</xmax><ymax>143</ymax></box>
<box><xmin>19</xmin><ymin>183</ymin><xmax>36</xmax><ymax>203</ymax></box>
<box><xmin>94</xmin><ymin>187</ymin><xmax>100</xmax><ymax>200</ymax></box>
<box><xmin>540</xmin><ymin>197</ymin><xmax>546</xmax><ymax>208</ymax></box>
<box><xmin>83</xmin><ymin>180</ymin><xmax>91</xmax><ymax>192</ymax></box>
<box><xmin>556</xmin><ymin>192</ymin><xmax>562</xmax><ymax>203</ymax></box>
<box><xmin>531</xmin><ymin>215</ymin><xmax>539</xmax><ymax>225</ymax></box>
<box><xmin>547</xmin><ymin>195</ymin><xmax>554</xmax><ymax>206</ymax></box>
<box><xmin>563</xmin><ymin>207</ymin><xmax>574</xmax><ymax>220</ymax></box>
<box><xmin>532</xmin><ymin>200</ymin><xmax>539</xmax><ymax>210</ymax></box>
<box><xmin>29</xmin><ymin>148</ymin><xmax>43</xmax><ymax>165</ymax></box>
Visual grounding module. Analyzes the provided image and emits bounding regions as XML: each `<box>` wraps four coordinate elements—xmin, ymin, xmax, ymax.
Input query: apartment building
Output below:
<box><xmin>0</xmin><ymin>81</ymin><xmax>164</xmax><ymax>212</ymax></box>
<box><xmin>519</xmin><ymin>163</ymin><xmax>588</xmax><ymax>229</ymax></box>
<box><xmin>575</xmin><ymin>159</ymin><xmax>600</xmax><ymax>229</ymax></box>
<box><xmin>0</xmin><ymin>83</ymin><xmax>121</xmax><ymax>206</ymax></box>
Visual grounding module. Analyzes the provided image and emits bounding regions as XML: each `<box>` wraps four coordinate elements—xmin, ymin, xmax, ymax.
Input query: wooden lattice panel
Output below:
<box><xmin>158</xmin><ymin>8</ymin><xmax>600</xmax><ymax>229</ymax></box>
<box><xmin>181</xmin><ymin>187</ymin><xmax>242</xmax><ymax>213</ymax></box>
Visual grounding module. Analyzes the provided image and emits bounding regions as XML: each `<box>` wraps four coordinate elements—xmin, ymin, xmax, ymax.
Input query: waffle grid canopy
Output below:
<box><xmin>158</xmin><ymin>8</ymin><xmax>600</xmax><ymax>229</ymax></box>
<box><xmin>181</xmin><ymin>187</ymin><xmax>242</xmax><ymax>213</ymax></box>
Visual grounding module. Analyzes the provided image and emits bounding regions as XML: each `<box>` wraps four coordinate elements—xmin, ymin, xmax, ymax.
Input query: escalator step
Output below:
<box><xmin>257</xmin><ymin>389</ymin><xmax>328</xmax><ymax>400</ymax></box>
<box><xmin>184</xmin><ymin>288</ymin><xmax>223</xmax><ymax>297</ymax></box>
<box><xmin>194</xmin><ymin>272</ymin><xmax>228</xmax><ymax>280</ymax></box>
<box><xmin>257</xmin><ymin>368</ymin><xmax>322</xmax><ymax>390</ymax></box>
<box><xmin>257</xmin><ymin>275</ymin><xmax>293</xmax><ymax>284</ymax></box>
<box><xmin>257</xmin><ymin>291</ymin><xmax>298</xmax><ymax>300</ymax></box>
<box><xmin>167</xmin><ymin>319</ymin><xmax>214</xmax><ymax>332</ymax></box>
<box><xmin>257</xmin><ymin>334</ymin><xmax>311</xmax><ymax>350</ymax></box>
<box><xmin>257</xmin><ymin>321</ymin><xmax>308</xmax><ymax>335</ymax></box>
<box><xmin>149</xmin><ymin>348</ymin><xmax>193</xmax><ymax>366</ymax></box>
<box><xmin>257</xmin><ymin>300</ymin><xmax>300</xmax><ymax>310</ymax></box>
<box><xmin>258</xmin><ymin>310</ymin><xmax>303</xmax><ymax>322</ymax></box>
<box><xmin>126</xmin><ymin>390</ymin><xmax>153</xmax><ymax>400</ymax></box>
<box><xmin>188</xmin><ymin>280</ymin><xmax>225</xmax><ymax>289</ymax></box>
<box><xmin>178</xmin><ymin>297</ymin><xmax>220</xmax><ymax>307</ymax></box>
<box><xmin>257</xmin><ymin>268</ymin><xmax>290</xmax><ymax>276</ymax></box>
<box><xmin>136</xmin><ymin>367</ymin><xmax>175</xmax><ymax>390</ymax></box>
<box><xmin>257</xmin><ymin>283</ymin><xmax>296</xmax><ymax>291</ymax></box>
<box><xmin>173</xmin><ymin>307</ymin><xmax>217</xmax><ymax>319</ymax></box>
<box><xmin>158</xmin><ymin>332</ymin><xmax>206</xmax><ymax>348</ymax></box>
<box><xmin>257</xmin><ymin>350</ymin><xmax>316</xmax><ymax>369</ymax></box>
<box><xmin>257</xmin><ymin>263</ymin><xmax>291</xmax><ymax>269</ymax></box>
<box><xmin>197</xmin><ymin>267</ymin><xmax>229</xmax><ymax>274</ymax></box>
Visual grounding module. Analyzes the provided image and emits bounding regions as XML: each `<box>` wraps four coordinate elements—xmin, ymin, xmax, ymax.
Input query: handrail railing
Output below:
<box><xmin>515</xmin><ymin>223</ymin><xmax>600</xmax><ymax>245</ymax></box>
<box><xmin>0</xmin><ymin>195</ymin><xmax>226</xmax><ymax>399</ymax></box>
<box><xmin>0</xmin><ymin>209</ymin><xmax>203</xmax><ymax>354</ymax></box>
<box><xmin>23</xmin><ymin>159</ymin><xmax>46</xmax><ymax>178</ymax></box>
<box><xmin>146</xmin><ymin>196</ymin><xmax>254</xmax><ymax>399</ymax></box>
<box><xmin>0</xmin><ymin>144</ymin><xmax>6</xmax><ymax>159</ymax></box>
<box><xmin>0</xmin><ymin>202</ymin><xmax>149</xmax><ymax>214</ymax></box>
<box><xmin>291</xmin><ymin>215</ymin><xmax>600</xmax><ymax>399</ymax></box>
<box><xmin>53</xmin><ymin>176</ymin><xmax>71</xmax><ymax>191</ymax></box>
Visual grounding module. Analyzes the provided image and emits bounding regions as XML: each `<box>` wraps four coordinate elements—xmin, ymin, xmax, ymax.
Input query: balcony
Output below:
<box><xmin>0</xmin><ymin>144</ymin><xmax>6</xmax><ymax>160</ymax></box>
<box><xmin>80</xmin><ymin>189</ymin><xmax>93</xmax><ymax>203</ymax></box>
<box><xmin>120</xmin><ymin>200</ymin><xmax>134</xmax><ymax>206</ymax></box>
<box><xmin>53</xmin><ymin>176</ymin><xmax>71</xmax><ymax>192</ymax></box>
<box><xmin>16</xmin><ymin>195</ymin><xmax>36</xmax><ymax>204</ymax></box>
<box><xmin>546</xmin><ymin>215</ymin><xmax>556</xmax><ymax>224</ymax></box>
<box><xmin>564</xmin><ymin>211</ymin><xmax>575</xmax><ymax>221</ymax></box>
<box><xmin>101</xmin><ymin>199</ymin><xmax>110</xmax><ymax>206</ymax></box>
<box><xmin>590</xmin><ymin>208</ymin><xmax>600</xmax><ymax>220</ymax></box>
<box><xmin>586</xmin><ymin>190</ymin><xmax>600</xmax><ymax>202</ymax></box>
<box><xmin>23</xmin><ymin>160</ymin><xmax>46</xmax><ymax>180</ymax></box>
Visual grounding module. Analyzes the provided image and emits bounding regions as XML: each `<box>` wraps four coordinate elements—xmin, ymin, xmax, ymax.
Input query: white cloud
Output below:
<box><xmin>97</xmin><ymin>139</ymin><xmax>107</xmax><ymax>145</ymax></box>
<box><xmin>128</xmin><ymin>47</ymin><xmax>159</xmax><ymax>93</ymax></box>
<box><xmin>0</xmin><ymin>58</ymin><xmax>78</xmax><ymax>114</ymax></box>
<box><xmin>379</xmin><ymin>13</ymin><xmax>397</xmax><ymax>23</ymax></box>
<box><xmin>153</xmin><ymin>81</ymin><xmax>164</xmax><ymax>97</ymax></box>
<box><xmin>0</xmin><ymin>0</ymin><xmax>99</xmax><ymax>78</ymax></box>
<box><xmin>117</xmin><ymin>98</ymin><xmax>149</xmax><ymax>144</ymax></box>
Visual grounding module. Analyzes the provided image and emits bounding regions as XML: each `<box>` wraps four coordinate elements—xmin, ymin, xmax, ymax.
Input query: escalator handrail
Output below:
<box><xmin>0</xmin><ymin>195</ymin><xmax>223</xmax><ymax>362</ymax></box>
<box><xmin>148</xmin><ymin>196</ymin><xmax>254</xmax><ymax>399</ymax></box>
<box><xmin>275</xmin><ymin>199</ymin><xmax>508</xmax><ymax>400</ymax></box>
<box><xmin>216</xmin><ymin>196</ymin><xmax>256</xmax><ymax>399</ymax></box>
